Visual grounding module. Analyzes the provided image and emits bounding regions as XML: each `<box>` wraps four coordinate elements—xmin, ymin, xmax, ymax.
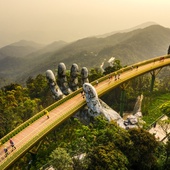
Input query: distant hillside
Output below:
<box><xmin>27</xmin><ymin>25</ymin><xmax>170</xmax><ymax>70</ymax></box>
<box><xmin>25</xmin><ymin>40</ymin><xmax>68</xmax><ymax>59</ymax></box>
<box><xmin>97</xmin><ymin>25</ymin><xmax>170</xmax><ymax>64</ymax></box>
<box><xmin>0</xmin><ymin>24</ymin><xmax>170</xmax><ymax>87</ymax></box>
<box><xmin>38</xmin><ymin>41</ymin><xmax>67</xmax><ymax>54</ymax></box>
<box><xmin>97</xmin><ymin>21</ymin><xmax>158</xmax><ymax>38</ymax></box>
<box><xmin>0</xmin><ymin>40</ymin><xmax>44</xmax><ymax>58</ymax></box>
<box><xmin>0</xmin><ymin>52</ymin><xmax>8</xmax><ymax>60</ymax></box>
<box><xmin>0</xmin><ymin>40</ymin><xmax>68</xmax><ymax>87</ymax></box>
<box><xmin>0</xmin><ymin>56</ymin><xmax>26</xmax><ymax>77</ymax></box>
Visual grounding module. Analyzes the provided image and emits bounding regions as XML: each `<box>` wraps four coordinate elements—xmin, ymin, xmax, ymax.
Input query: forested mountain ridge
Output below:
<box><xmin>0</xmin><ymin>40</ymin><xmax>67</xmax><ymax>87</ymax></box>
<box><xmin>21</xmin><ymin>25</ymin><xmax>170</xmax><ymax>82</ymax></box>
<box><xmin>0</xmin><ymin>24</ymin><xmax>170</xmax><ymax>87</ymax></box>
<box><xmin>0</xmin><ymin>40</ymin><xmax>44</xmax><ymax>58</ymax></box>
<box><xmin>25</xmin><ymin>40</ymin><xmax>68</xmax><ymax>59</ymax></box>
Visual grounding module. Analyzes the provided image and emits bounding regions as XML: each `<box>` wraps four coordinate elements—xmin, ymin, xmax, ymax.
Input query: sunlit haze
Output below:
<box><xmin>0</xmin><ymin>0</ymin><xmax>170</xmax><ymax>47</ymax></box>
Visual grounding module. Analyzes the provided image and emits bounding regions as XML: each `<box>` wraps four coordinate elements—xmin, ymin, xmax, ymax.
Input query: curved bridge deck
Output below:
<box><xmin>0</xmin><ymin>55</ymin><xmax>170</xmax><ymax>169</ymax></box>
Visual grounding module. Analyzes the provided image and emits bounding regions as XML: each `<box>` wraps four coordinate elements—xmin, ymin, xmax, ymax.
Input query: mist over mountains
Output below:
<box><xmin>97</xmin><ymin>21</ymin><xmax>158</xmax><ymax>38</ymax></box>
<box><xmin>0</xmin><ymin>23</ymin><xmax>170</xmax><ymax>87</ymax></box>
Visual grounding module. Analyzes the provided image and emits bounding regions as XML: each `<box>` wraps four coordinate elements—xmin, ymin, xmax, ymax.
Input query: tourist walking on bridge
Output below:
<box><xmin>9</xmin><ymin>138</ymin><xmax>16</xmax><ymax>151</ymax></box>
<box><xmin>114</xmin><ymin>72</ymin><xmax>118</xmax><ymax>81</ymax></box>
<box><xmin>108</xmin><ymin>74</ymin><xmax>112</xmax><ymax>84</ymax></box>
<box><xmin>96</xmin><ymin>80</ymin><xmax>99</xmax><ymax>86</ymax></box>
<box><xmin>81</xmin><ymin>90</ymin><xmax>85</xmax><ymax>98</ymax></box>
<box><xmin>45</xmin><ymin>110</ymin><xmax>49</xmax><ymax>119</ymax></box>
<box><xmin>136</xmin><ymin>65</ymin><xmax>138</xmax><ymax>70</ymax></box>
<box><xmin>160</xmin><ymin>56</ymin><xmax>164</xmax><ymax>62</ymax></box>
<box><xmin>4</xmin><ymin>146</ymin><xmax>9</xmax><ymax>157</ymax></box>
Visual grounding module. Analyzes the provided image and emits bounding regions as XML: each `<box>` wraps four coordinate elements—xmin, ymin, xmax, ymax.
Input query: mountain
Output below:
<box><xmin>25</xmin><ymin>40</ymin><xmax>68</xmax><ymax>59</ymax></box>
<box><xmin>9</xmin><ymin>40</ymin><xmax>44</xmax><ymax>48</ymax></box>
<box><xmin>0</xmin><ymin>40</ymin><xmax>68</xmax><ymax>87</ymax></box>
<box><xmin>0</xmin><ymin>24</ymin><xmax>170</xmax><ymax>87</ymax></box>
<box><xmin>97</xmin><ymin>21</ymin><xmax>158</xmax><ymax>38</ymax></box>
<box><xmin>38</xmin><ymin>41</ymin><xmax>67</xmax><ymax>54</ymax></box>
<box><xmin>0</xmin><ymin>40</ymin><xmax>44</xmax><ymax>58</ymax></box>
<box><xmin>30</xmin><ymin>24</ymin><xmax>169</xmax><ymax>69</ymax></box>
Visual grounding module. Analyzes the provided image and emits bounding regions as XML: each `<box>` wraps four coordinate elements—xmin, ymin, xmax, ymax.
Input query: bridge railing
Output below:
<box><xmin>91</xmin><ymin>54</ymin><xmax>170</xmax><ymax>86</ymax></box>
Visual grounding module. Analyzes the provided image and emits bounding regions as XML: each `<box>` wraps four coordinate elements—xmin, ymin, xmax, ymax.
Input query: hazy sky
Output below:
<box><xmin>0</xmin><ymin>0</ymin><xmax>170</xmax><ymax>47</ymax></box>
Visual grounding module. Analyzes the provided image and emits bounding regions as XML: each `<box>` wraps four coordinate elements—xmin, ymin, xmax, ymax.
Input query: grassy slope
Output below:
<box><xmin>143</xmin><ymin>93</ymin><xmax>170</xmax><ymax>125</ymax></box>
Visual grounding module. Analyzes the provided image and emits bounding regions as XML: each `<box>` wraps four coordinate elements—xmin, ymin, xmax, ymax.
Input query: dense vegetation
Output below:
<box><xmin>0</xmin><ymin>61</ymin><xmax>170</xmax><ymax>169</ymax></box>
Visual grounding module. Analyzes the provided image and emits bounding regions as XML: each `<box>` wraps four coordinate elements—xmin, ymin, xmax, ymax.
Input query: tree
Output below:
<box><xmin>49</xmin><ymin>147</ymin><xmax>73</xmax><ymax>170</ymax></box>
<box><xmin>89</xmin><ymin>68</ymin><xmax>103</xmax><ymax>82</ymax></box>
<box><xmin>156</xmin><ymin>139</ymin><xmax>170</xmax><ymax>170</ymax></box>
<box><xmin>0</xmin><ymin>84</ymin><xmax>41</xmax><ymax>137</ymax></box>
<box><xmin>87</xmin><ymin>142</ymin><xmax>128</xmax><ymax>170</ymax></box>
<box><xmin>103</xmin><ymin>59</ymin><xmax>122</xmax><ymax>75</ymax></box>
<box><xmin>26</xmin><ymin>74</ymin><xmax>52</xmax><ymax>107</ymax></box>
<box><xmin>81</xmin><ymin>117</ymin><xmax>131</xmax><ymax>169</ymax></box>
<box><xmin>164</xmin><ymin>140</ymin><xmax>170</xmax><ymax>169</ymax></box>
<box><xmin>127</xmin><ymin>128</ymin><xmax>158</xmax><ymax>170</ymax></box>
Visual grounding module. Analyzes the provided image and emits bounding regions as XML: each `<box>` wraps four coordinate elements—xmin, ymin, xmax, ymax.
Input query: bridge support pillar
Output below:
<box><xmin>120</xmin><ymin>89</ymin><xmax>125</xmax><ymax>117</ymax></box>
<box><xmin>150</xmin><ymin>73</ymin><xmax>155</xmax><ymax>92</ymax></box>
<box><xmin>150</xmin><ymin>69</ymin><xmax>162</xmax><ymax>92</ymax></box>
<box><xmin>119</xmin><ymin>83</ymin><xmax>129</xmax><ymax>117</ymax></box>
<box><xmin>27</xmin><ymin>140</ymin><xmax>44</xmax><ymax>169</ymax></box>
